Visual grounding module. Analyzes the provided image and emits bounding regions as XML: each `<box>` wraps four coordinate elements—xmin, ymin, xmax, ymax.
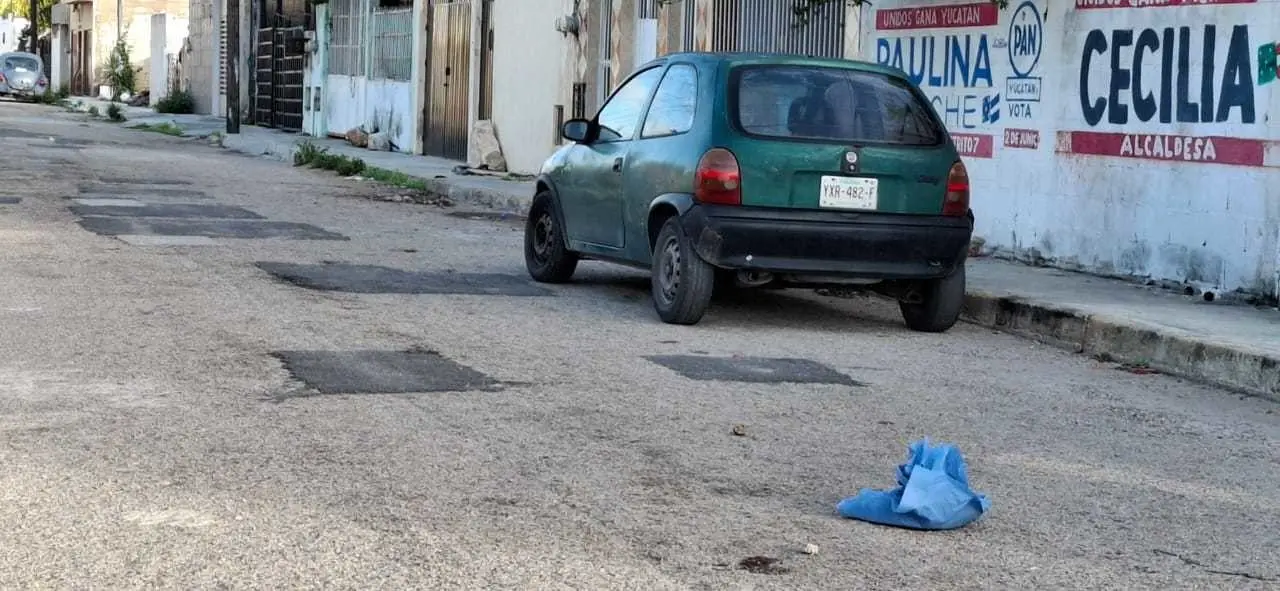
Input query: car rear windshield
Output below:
<box><xmin>733</xmin><ymin>65</ymin><xmax>944</xmax><ymax>146</ymax></box>
<box><xmin>4</xmin><ymin>56</ymin><xmax>39</xmax><ymax>71</ymax></box>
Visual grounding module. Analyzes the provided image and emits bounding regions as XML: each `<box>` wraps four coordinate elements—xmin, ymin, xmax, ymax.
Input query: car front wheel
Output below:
<box><xmin>524</xmin><ymin>192</ymin><xmax>579</xmax><ymax>283</ymax></box>
<box><xmin>651</xmin><ymin>217</ymin><xmax>715</xmax><ymax>325</ymax></box>
<box><xmin>899</xmin><ymin>264</ymin><xmax>966</xmax><ymax>333</ymax></box>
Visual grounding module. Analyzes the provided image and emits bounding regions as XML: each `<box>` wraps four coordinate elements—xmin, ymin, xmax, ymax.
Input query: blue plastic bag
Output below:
<box><xmin>837</xmin><ymin>439</ymin><xmax>990</xmax><ymax>531</ymax></box>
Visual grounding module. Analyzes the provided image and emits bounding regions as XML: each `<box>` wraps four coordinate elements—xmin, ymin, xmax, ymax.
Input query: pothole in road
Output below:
<box><xmin>645</xmin><ymin>355</ymin><xmax>864</xmax><ymax>386</ymax></box>
<box><xmin>70</xmin><ymin>203</ymin><xmax>264</xmax><ymax>219</ymax></box>
<box><xmin>271</xmin><ymin>349</ymin><xmax>499</xmax><ymax>395</ymax></box>
<box><xmin>255</xmin><ymin>262</ymin><xmax>552</xmax><ymax>296</ymax></box>
<box><xmin>76</xmin><ymin>218</ymin><xmax>348</xmax><ymax>240</ymax></box>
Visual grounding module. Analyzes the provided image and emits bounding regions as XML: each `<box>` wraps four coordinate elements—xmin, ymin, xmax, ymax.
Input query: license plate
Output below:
<box><xmin>819</xmin><ymin>176</ymin><xmax>878</xmax><ymax>210</ymax></box>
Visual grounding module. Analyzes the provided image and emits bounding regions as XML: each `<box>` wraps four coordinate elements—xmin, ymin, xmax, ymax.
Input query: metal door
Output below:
<box><xmin>424</xmin><ymin>0</ymin><xmax>471</xmax><ymax>160</ymax></box>
<box><xmin>254</xmin><ymin>27</ymin><xmax>274</xmax><ymax>124</ymax></box>
<box><xmin>70</xmin><ymin>31</ymin><xmax>91</xmax><ymax>96</ymax></box>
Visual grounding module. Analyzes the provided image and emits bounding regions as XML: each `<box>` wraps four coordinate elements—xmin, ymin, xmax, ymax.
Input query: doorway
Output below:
<box><xmin>424</xmin><ymin>0</ymin><xmax>471</xmax><ymax>160</ymax></box>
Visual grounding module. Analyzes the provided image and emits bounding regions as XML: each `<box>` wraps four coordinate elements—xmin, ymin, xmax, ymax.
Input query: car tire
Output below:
<box><xmin>651</xmin><ymin>217</ymin><xmax>715</xmax><ymax>325</ymax></box>
<box><xmin>900</xmin><ymin>264</ymin><xmax>966</xmax><ymax>333</ymax></box>
<box><xmin>524</xmin><ymin>192</ymin><xmax>579</xmax><ymax>283</ymax></box>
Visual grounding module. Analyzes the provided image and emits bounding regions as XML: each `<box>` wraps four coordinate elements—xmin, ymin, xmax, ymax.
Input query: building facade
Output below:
<box><xmin>858</xmin><ymin>0</ymin><xmax>1279</xmax><ymax>301</ymax></box>
<box><xmin>175</xmin><ymin>0</ymin><xmax>1277</xmax><ymax>301</ymax></box>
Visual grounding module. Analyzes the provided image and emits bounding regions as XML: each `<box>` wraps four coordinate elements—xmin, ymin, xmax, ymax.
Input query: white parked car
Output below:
<box><xmin>0</xmin><ymin>51</ymin><xmax>47</xmax><ymax>99</ymax></box>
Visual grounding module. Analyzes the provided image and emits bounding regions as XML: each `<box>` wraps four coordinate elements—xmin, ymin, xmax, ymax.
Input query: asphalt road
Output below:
<box><xmin>1</xmin><ymin>101</ymin><xmax>1277</xmax><ymax>590</ymax></box>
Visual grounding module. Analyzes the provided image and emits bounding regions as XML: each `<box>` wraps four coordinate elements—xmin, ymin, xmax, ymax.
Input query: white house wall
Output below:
<box><xmin>860</xmin><ymin>0</ymin><xmax>1280</xmax><ymax>300</ymax></box>
<box><xmin>491</xmin><ymin>0</ymin><xmax>576</xmax><ymax>174</ymax></box>
<box><xmin>323</xmin><ymin>2</ymin><xmax>417</xmax><ymax>153</ymax></box>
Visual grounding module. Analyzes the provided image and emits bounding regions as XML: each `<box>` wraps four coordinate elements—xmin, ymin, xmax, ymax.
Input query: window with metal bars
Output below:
<box><xmin>370</xmin><ymin>8</ymin><xmax>413</xmax><ymax>81</ymax></box>
<box><xmin>328</xmin><ymin>0</ymin><xmax>364</xmax><ymax>76</ymax></box>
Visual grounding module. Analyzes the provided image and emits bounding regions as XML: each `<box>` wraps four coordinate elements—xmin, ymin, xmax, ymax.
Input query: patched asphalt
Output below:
<box><xmin>255</xmin><ymin>262</ymin><xmax>551</xmax><ymax>296</ymax></box>
<box><xmin>645</xmin><ymin>354</ymin><xmax>865</xmax><ymax>386</ymax></box>
<box><xmin>76</xmin><ymin>217</ymin><xmax>348</xmax><ymax>240</ymax></box>
<box><xmin>70</xmin><ymin>203</ymin><xmax>264</xmax><ymax>219</ymax></box>
<box><xmin>273</xmin><ymin>349</ymin><xmax>498</xmax><ymax>394</ymax></box>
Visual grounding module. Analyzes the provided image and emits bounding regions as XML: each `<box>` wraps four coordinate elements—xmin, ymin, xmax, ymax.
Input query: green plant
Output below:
<box><xmin>105</xmin><ymin>36</ymin><xmax>136</xmax><ymax>100</ymax></box>
<box><xmin>365</xmin><ymin>166</ymin><xmax>428</xmax><ymax>191</ymax></box>
<box><xmin>155</xmin><ymin>89</ymin><xmax>195</xmax><ymax>114</ymax></box>
<box><xmin>291</xmin><ymin>140</ymin><xmax>366</xmax><ymax>175</ymax></box>
<box><xmin>87</xmin><ymin>105</ymin><xmax>99</xmax><ymax>117</ymax></box>
<box><xmin>334</xmin><ymin>156</ymin><xmax>366</xmax><ymax>177</ymax></box>
<box><xmin>293</xmin><ymin>140</ymin><xmax>328</xmax><ymax>166</ymax></box>
<box><xmin>106</xmin><ymin>102</ymin><xmax>125</xmax><ymax>122</ymax></box>
<box><xmin>132</xmin><ymin>121</ymin><xmax>184</xmax><ymax>136</ymax></box>
<box><xmin>56</xmin><ymin>84</ymin><xmax>69</xmax><ymax>99</ymax></box>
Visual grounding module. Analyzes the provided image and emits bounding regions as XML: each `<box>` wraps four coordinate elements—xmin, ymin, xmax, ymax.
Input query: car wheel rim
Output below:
<box><xmin>531</xmin><ymin>211</ymin><xmax>555</xmax><ymax>262</ymax></box>
<box><xmin>657</xmin><ymin>236</ymin><xmax>681</xmax><ymax>304</ymax></box>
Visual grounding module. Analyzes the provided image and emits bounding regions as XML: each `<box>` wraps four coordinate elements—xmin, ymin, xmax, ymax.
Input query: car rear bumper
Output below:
<box><xmin>681</xmin><ymin>205</ymin><xmax>973</xmax><ymax>280</ymax></box>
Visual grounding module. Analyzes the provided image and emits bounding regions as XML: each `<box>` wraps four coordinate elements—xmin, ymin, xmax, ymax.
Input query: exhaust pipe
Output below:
<box><xmin>737</xmin><ymin>270</ymin><xmax>774</xmax><ymax>287</ymax></box>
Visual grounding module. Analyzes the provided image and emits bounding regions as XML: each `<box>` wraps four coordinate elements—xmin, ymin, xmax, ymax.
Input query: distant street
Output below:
<box><xmin>0</xmin><ymin>100</ymin><xmax>1276</xmax><ymax>589</ymax></box>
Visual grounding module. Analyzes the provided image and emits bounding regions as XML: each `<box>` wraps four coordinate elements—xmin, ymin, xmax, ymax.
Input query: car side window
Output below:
<box><xmin>641</xmin><ymin>65</ymin><xmax>698</xmax><ymax>139</ymax></box>
<box><xmin>595</xmin><ymin>67</ymin><xmax>664</xmax><ymax>142</ymax></box>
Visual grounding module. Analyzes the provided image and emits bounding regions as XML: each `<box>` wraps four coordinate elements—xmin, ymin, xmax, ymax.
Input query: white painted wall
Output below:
<box><xmin>0</xmin><ymin>18</ymin><xmax>28</xmax><ymax>54</ymax></box>
<box><xmin>859</xmin><ymin>0</ymin><xmax>1280</xmax><ymax>300</ymax></box>
<box><xmin>325</xmin><ymin>75</ymin><xmax>415</xmax><ymax>151</ymax></box>
<box><xmin>491</xmin><ymin>0</ymin><xmax>573</xmax><ymax>174</ymax></box>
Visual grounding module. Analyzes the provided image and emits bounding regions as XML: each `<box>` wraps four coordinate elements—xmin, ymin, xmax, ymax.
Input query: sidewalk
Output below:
<box><xmin>65</xmin><ymin>104</ymin><xmax>1280</xmax><ymax>401</ymax></box>
<box><xmin>64</xmin><ymin>98</ymin><xmax>535</xmax><ymax>213</ymax></box>
<box><xmin>964</xmin><ymin>260</ymin><xmax>1278</xmax><ymax>401</ymax></box>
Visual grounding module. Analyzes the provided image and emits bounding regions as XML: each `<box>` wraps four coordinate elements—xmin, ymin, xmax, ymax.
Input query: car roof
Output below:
<box><xmin>639</xmin><ymin>51</ymin><xmax>906</xmax><ymax>80</ymax></box>
<box><xmin>1</xmin><ymin>51</ymin><xmax>42</xmax><ymax>61</ymax></box>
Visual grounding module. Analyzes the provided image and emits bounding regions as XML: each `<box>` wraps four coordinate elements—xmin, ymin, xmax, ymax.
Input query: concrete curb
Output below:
<box><xmin>962</xmin><ymin>291</ymin><xmax>1279</xmax><ymax>402</ymax></box>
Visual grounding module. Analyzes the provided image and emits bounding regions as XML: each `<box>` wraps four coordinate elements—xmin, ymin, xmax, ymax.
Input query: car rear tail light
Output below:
<box><xmin>0</xmin><ymin>73</ymin><xmax>6</xmax><ymax>84</ymax></box>
<box><xmin>695</xmin><ymin>148</ymin><xmax>741</xmax><ymax>206</ymax></box>
<box><xmin>37</xmin><ymin>76</ymin><xmax>46</xmax><ymax>87</ymax></box>
<box><xmin>943</xmin><ymin>160</ymin><xmax>969</xmax><ymax>217</ymax></box>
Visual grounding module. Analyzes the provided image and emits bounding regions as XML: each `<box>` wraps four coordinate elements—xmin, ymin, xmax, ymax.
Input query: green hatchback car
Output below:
<box><xmin>524</xmin><ymin>52</ymin><xmax>973</xmax><ymax>332</ymax></box>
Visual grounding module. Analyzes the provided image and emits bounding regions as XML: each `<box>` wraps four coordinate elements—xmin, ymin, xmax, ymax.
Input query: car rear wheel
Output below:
<box><xmin>899</xmin><ymin>264</ymin><xmax>966</xmax><ymax>333</ymax></box>
<box><xmin>651</xmin><ymin>217</ymin><xmax>715</xmax><ymax>325</ymax></box>
<box><xmin>524</xmin><ymin>192</ymin><xmax>579</xmax><ymax>283</ymax></box>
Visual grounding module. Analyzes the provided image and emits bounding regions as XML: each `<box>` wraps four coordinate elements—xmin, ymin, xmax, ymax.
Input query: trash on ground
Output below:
<box><xmin>836</xmin><ymin>438</ymin><xmax>990</xmax><ymax>531</ymax></box>
<box><xmin>802</xmin><ymin>543</ymin><xmax>819</xmax><ymax>555</ymax></box>
<box><xmin>731</xmin><ymin>424</ymin><xmax>747</xmax><ymax>436</ymax></box>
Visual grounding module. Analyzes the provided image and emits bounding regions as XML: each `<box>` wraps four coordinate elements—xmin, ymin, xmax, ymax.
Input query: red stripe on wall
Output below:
<box><xmin>1074</xmin><ymin>0</ymin><xmax>1256</xmax><ymax>10</ymax></box>
<box><xmin>875</xmin><ymin>3</ymin><xmax>998</xmax><ymax>30</ymax></box>
<box><xmin>1057</xmin><ymin>131</ymin><xmax>1267</xmax><ymax>167</ymax></box>
<box><xmin>952</xmin><ymin>133</ymin><xmax>994</xmax><ymax>158</ymax></box>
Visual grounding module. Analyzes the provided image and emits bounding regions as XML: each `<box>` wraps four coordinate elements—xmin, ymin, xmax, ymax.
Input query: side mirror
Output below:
<box><xmin>562</xmin><ymin>119</ymin><xmax>593</xmax><ymax>143</ymax></box>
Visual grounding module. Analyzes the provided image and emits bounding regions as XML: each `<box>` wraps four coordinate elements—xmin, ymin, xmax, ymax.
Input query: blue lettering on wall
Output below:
<box><xmin>1079</xmin><ymin>24</ymin><xmax>1256</xmax><ymax>127</ymax></box>
<box><xmin>876</xmin><ymin>34</ymin><xmax>994</xmax><ymax>88</ymax></box>
<box><xmin>877</xmin><ymin>33</ymin><xmax>996</xmax><ymax>129</ymax></box>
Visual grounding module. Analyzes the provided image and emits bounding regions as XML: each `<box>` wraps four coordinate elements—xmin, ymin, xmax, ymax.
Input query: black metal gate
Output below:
<box><xmin>253</xmin><ymin>1</ymin><xmax>311</xmax><ymax>131</ymax></box>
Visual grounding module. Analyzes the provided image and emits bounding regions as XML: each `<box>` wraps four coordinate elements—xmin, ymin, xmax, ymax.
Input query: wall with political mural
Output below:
<box><xmin>860</xmin><ymin>0</ymin><xmax>1280</xmax><ymax>301</ymax></box>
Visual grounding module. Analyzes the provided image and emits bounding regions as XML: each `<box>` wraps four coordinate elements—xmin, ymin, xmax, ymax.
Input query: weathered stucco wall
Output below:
<box><xmin>92</xmin><ymin>0</ymin><xmax>189</xmax><ymax>94</ymax></box>
<box><xmin>325</xmin><ymin>75</ymin><xmax>415</xmax><ymax>152</ymax></box>
<box><xmin>859</xmin><ymin>0</ymin><xmax>1280</xmax><ymax>300</ymax></box>
<box><xmin>491</xmin><ymin>0</ymin><xmax>578</xmax><ymax>174</ymax></box>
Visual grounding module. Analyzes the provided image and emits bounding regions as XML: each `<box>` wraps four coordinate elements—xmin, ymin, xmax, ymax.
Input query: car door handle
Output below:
<box><xmin>612</xmin><ymin>157</ymin><xmax>623</xmax><ymax>172</ymax></box>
